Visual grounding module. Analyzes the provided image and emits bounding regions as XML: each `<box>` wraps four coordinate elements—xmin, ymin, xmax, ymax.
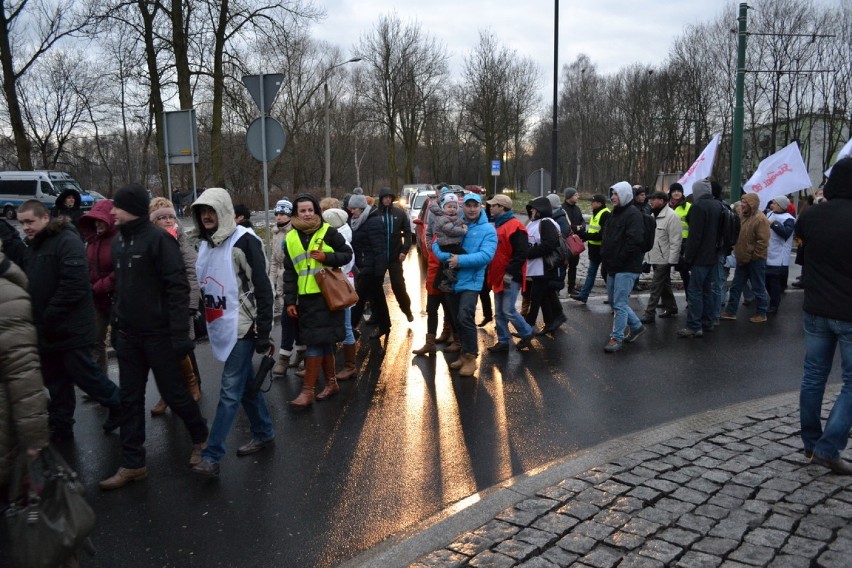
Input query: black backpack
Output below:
<box><xmin>641</xmin><ymin>212</ymin><xmax>656</xmax><ymax>253</ymax></box>
<box><xmin>717</xmin><ymin>202</ymin><xmax>740</xmax><ymax>254</ymax></box>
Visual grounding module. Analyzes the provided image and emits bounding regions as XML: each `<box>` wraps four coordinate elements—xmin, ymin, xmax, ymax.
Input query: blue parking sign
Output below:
<box><xmin>491</xmin><ymin>160</ymin><xmax>501</xmax><ymax>176</ymax></box>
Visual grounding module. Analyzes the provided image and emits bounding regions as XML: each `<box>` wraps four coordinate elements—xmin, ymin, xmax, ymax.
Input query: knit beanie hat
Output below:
<box><xmin>591</xmin><ymin>193</ymin><xmax>607</xmax><ymax>205</ymax></box>
<box><xmin>274</xmin><ymin>199</ymin><xmax>293</xmax><ymax>215</ymax></box>
<box><xmin>564</xmin><ymin>187</ymin><xmax>578</xmax><ymax>199</ymax></box>
<box><xmin>349</xmin><ymin>194</ymin><xmax>368</xmax><ymax>210</ymax></box>
<box><xmin>772</xmin><ymin>195</ymin><xmax>790</xmax><ymax>210</ymax></box>
<box><xmin>546</xmin><ymin>193</ymin><xmax>562</xmax><ymax>210</ymax></box>
<box><xmin>113</xmin><ymin>184</ymin><xmax>149</xmax><ymax>218</ymax></box>
<box><xmin>322</xmin><ymin>208</ymin><xmax>349</xmax><ymax>229</ymax></box>
<box><xmin>440</xmin><ymin>193</ymin><xmax>459</xmax><ymax>207</ymax></box>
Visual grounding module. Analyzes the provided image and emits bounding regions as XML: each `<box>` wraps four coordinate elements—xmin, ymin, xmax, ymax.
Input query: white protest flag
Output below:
<box><xmin>678</xmin><ymin>133</ymin><xmax>721</xmax><ymax>196</ymax></box>
<box><xmin>743</xmin><ymin>142</ymin><xmax>812</xmax><ymax>211</ymax></box>
<box><xmin>824</xmin><ymin>138</ymin><xmax>852</xmax><ymax>178</ymax></box>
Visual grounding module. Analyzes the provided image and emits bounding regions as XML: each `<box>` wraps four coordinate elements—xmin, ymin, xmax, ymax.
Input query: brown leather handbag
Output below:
<box><xmin>315</xmin><ymin>267</ymin><xmax>359</xmax><ymax>311</ymax></box>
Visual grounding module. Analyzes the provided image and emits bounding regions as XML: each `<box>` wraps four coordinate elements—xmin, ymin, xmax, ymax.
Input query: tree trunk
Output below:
<box><xmin>209</xmin><ymin>0</ymin><xmax>228</xmax><ymax>187</ymax></box>
<box><xmin>0</xmin><ymin>9</ymin><xmax>32</xmax><ymax>169</ymax></box>
<box><xmin>140</xmin><ymin>1</ymin><xmax>167</xmax><ymax>189</ymax></box>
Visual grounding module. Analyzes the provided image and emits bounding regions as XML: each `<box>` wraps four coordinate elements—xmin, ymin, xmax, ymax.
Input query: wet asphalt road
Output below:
<box><xmin>1</xmin><ymin>252</ymin><xmax>821</xmax><ymax>568</ymax></box>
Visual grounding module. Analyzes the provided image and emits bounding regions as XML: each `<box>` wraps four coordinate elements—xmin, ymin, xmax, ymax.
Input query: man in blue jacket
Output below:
<box><xmin>433</xmin><ymin>193</ymin><xmax>497</xmax><ymax>377</ymax></box>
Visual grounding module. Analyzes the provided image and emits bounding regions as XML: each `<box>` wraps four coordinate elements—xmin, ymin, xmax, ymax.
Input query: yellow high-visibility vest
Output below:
<box><xmin>586</xmin><ymin>207</ymin><xmax>609</xmax><ymax>246</ymax></box>
<box><xmin>285</xmin><ymin>224</ymin><xmax>333</xmax><ymax>295</ymax></box>
<box><xmin>673</xmin><ymin>202</ymin><xmax>692</xmax><ymax>239</ymax></box>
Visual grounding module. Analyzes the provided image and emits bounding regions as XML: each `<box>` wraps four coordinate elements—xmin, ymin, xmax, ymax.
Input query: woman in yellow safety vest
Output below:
<box><xmin>282</xmin><ymin>194</ymin><xmax>353</xmax><ymax>408</ymax></box>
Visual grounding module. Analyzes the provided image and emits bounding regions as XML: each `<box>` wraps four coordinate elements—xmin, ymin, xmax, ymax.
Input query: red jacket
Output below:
<box><xmin>487</xmin><ymin>215</ymin><xmax>528</xmax><ymax>293</ymax></box>
<box><xmin>79</xmin><ymin>200</ymin><xmax>117</xmax><ymax>312</ymax></box>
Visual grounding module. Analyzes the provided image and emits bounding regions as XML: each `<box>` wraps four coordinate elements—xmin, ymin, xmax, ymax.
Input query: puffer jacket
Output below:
<box><xmin>647</xmin><ymin>204</ymin><xmax>683</xmax><ymax>266</ymax></box>
<box><xmin>191</xmin><ymin>187</ymin><xmax>273</xmax><ymax>342</ymax></box>
<box><xmin>350</xmin><ymin>205</ymin><xmax>387</xmax><ymax>277</ymax></box>
<box><xmin>79</xmin><ymin>199</ymin><xmax>117</xmax><ymax>313</ymax></box>
<box><xmin>734</xmin><ymin>193</ymin><xmax>770</xmax><ymax>264</ymax></box>
<box><xmin>432</xmin><ymin>208</ymin><xmax>496</xmax><ymax>292</ymax></box>
<box><xmin>0</xmin><ymin>253</ymin><xmax>49</xmax><ymax>490</ymax></box>
<box><xmin>282</xmin><ymin>194</ymin><xmax>352</xmax><ymax>346</ymax></box>
<box><xmin>25</xmin><ymin>218</ymin><xmax>96</xmax><ymax>352</ymax></box>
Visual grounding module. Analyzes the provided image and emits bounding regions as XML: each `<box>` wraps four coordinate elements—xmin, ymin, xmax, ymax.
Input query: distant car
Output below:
<box><xmin>407</xmin><ymin>189</ymin><xmax>435</xmax><ymax>234</ymax></box>
<box><xmin>88</xmin><ymin>190</ymin><xmax>108</xmax><ymax>202</ymax></box>
<box><xmin>401</xmin><ymin>183</ymin><xmax>432</xmax><ymax>208</ymax></box>
<box><xmin>464</xmin><ymin>185</ymin><xmax>485</xmax><ymax>194</ymax></box>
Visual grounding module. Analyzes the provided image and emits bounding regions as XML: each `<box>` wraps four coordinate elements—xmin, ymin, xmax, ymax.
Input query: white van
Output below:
<box><xmin>0</xmin><ymin>171</ymin><xmax>93</xmax><ymax>219</ymax></box>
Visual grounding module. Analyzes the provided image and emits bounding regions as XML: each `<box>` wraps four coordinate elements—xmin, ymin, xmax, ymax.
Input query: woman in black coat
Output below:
<box><xmin>282</xmin><ymin>194</ymin><xmax>352</xmax><ymax>408</ymax></box>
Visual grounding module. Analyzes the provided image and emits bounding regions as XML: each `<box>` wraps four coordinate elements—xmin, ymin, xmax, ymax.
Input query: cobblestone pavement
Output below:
<box><xmin>410</xmin><ymin>395</ymin><xmax>851</xmax><ymax>568</ymax></box>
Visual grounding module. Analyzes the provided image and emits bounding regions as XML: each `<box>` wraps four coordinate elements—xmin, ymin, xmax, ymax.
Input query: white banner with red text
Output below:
<box><xmin>678</xmin><ymin>133</ymin><xmax>720</xmax><ymax>196</ymax></box>
<box><xmin>743</xmin><ymin>142</ymin><xmax>812</xmax><ymax>211</ymax></box>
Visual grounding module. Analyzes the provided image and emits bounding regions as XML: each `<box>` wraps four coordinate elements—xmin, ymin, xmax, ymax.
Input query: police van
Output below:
<box><xmin>0</xmin><ymin>171</ymin><xmax>94</xmax><ymax>219</ymax></box>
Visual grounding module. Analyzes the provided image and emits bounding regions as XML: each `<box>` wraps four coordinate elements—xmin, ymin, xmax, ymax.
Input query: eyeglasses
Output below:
<box><xmin>156</xmin><ymin>214</ymin><xmax>176</xmax><ymax>222</ymax></box>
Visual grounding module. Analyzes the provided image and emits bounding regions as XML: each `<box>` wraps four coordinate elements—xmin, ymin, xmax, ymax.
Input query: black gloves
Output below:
<box><xmin>255</xmin><ymin>334</ymin><xmax>272</xmax><ymax>354</ymax></box>
<box><xmin>172</xmin><ymin>335</ymin><xmax>195</xmax><ymax>358</ymax></box>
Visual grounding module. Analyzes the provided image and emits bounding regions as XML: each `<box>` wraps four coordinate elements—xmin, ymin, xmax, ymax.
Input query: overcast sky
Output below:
<box><xmin>310</xmin><ymin>0</ymin><xmax>732</xmax><ymax>97</ymax></box>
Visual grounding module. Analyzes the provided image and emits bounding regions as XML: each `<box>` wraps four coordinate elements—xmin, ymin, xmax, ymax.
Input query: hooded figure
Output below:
<box><xmin>600</xmin><ymin>182</ymin><xmax>644</xmax><ymax>275</ymax></box>
<box><xmin>682</xmin><ymin>179</ymin><xmax>723</xmax><ymax>268</ymax></box>
<box><xmin>523</xmin><ymin>195</ymin><xmax>566</xmax><ymax>332</ymax></box>
<box><xmin>51</xmin><ymin>188</ymin><xmax>84</xmax><ymax>228</ymax></box>
<box><xmin>733</xmin><ymin>193</ymin><xmax>769</xmax><ymax>265</ymax></box>
<box><xmin>79</xmin><ymin>199</ymin><xmax>118</xmax><ymax>372</ymax></box>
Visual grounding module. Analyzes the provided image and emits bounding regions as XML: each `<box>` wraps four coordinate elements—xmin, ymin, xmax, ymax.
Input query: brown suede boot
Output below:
<box><xmin>336</xmin><ymin>343</ymin><xmax>357</xmax><ymax>381</ymax></box>
<box><xmin>150</xmin><ymin>398</ymin><xmax>168</xmax><ymax>416</ymax></box>
<box><xmin>412</xmin><ymin>333</ymin><xmax>436</xmax><ymax>355</ymax></box>
<box><xmin>448</xmin><ymin>355</ymin><xmax>465</xmax><ymax>369</ymax></box>
<box><xmin>290</xmin><ymin>356</ymin><xmax>320</xmax><ymax>408</ymax></box>
<box><xmin>181</xmin><ymin>355</ymin><xmax>201</xmax><ymax>401</ymax></box>
<box><xmin>316</xmin><ymin>353</ymin><xmax>339</xmax><ymax>401</ymax></box>
<box><xmin>435</xmin><ymin>321</ymin><xmax>452</xmax><ymax>343</ymax></box>
<box><xmin>444</xmin><ymin>334</ymin><xmax>461</xmax><ymax>353</ymax></box>
<box><xmin>459</xmin><ymin>353</ymin><xmax>478</xmax><ymax>377</ymax></box>
<box><xmin>272</xmin><ymin>352</ymin><xmax>289</xmax><ymax>376</ymax></box>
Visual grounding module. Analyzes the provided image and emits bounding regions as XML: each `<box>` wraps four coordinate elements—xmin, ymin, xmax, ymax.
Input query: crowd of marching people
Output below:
<box><xmin>2</xmin><ymin>155</ymin><xmax>852</xmax><ymax>539</ymax></box>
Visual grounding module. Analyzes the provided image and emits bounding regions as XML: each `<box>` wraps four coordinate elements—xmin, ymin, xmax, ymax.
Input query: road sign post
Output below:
<box><xmin>491</xmin><ymin>160</ymin><xmax>501</xmax><ymax>195</ymax></box>
<box><xmin>242</xmin><ymin>73</ymin><xmax>286</xmax><ymax>253</ymax></box>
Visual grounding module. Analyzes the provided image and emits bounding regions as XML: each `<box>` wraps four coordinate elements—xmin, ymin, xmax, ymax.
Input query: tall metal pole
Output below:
<box><xmin>551</xmin><ymin>0</ymin><xmax>559</xmax><ymax>193</ymax></box>
<box><xmin>324</xmin><ymin>82</ymin><xmax>331</xmax><ymax>197</ymax></box>
<box><xmin>730</xmin><ymin>3</ymin><xmax>748</xmax><ymax>202</ymax></box>
<box><xmin>260</xmin><ymin>73</ymin><xmax>271</xmax><ymax>255</ymax></box>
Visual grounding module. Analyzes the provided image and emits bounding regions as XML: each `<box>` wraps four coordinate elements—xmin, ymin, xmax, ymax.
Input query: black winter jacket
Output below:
<box><xmin>600</xmin><ymin>204</ymin><xmax>644</xmax><ymax>274</ymax></box>
<box><xmin>377</xmin><ymin>188</ymin><xmax>412</xmax><ymax>261</ymax></box>
<box><xmin>561</xmin><ymin>201</ymin><xmax>585</xmax><ymax>232</ymax></box>
<box><xmin>796</xmin><ymin>195</ymin><xmax>852</xmax><ymax>322</ymax></box>
<box><xmin>682</xmin><ymin>192</ymin><xmax>723</xmax><ymax>266</ymax></box>
<box><xmin>0</xmin><ymin>219</ymin><xmax>27</xmax><ymax>270</ymax></box>
<box><xmin>51</xmin><ymin>189</ymin><xmax>84</xmax><ymax>228</ymax></box>
<box><xmin>351</xmin><ymin>207</ymin><xmax>388</xmax><ymax>276</ymax></box>
<box><xmin>112</xmin><ymin>217</ymin><xmax>190</xmax><ymax>338</ymax></box>
<box><xmin>282</xmin><ymin>221</ymin><xmax>352</xmax><ymax>346</ymax></box>
<box><xmin>24</xmin><ymin>219</ymin><xmax>95</xmax><ymax>352</ymax></box>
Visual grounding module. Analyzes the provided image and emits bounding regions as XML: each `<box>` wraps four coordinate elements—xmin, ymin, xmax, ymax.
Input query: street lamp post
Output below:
<box><xmin>324</xmin><ymin>57</ymin><xmax>362</xmax><ymax>197</ymax></box>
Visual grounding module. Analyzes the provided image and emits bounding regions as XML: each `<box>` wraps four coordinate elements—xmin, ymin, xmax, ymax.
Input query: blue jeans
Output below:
<box><xmin>343</xmin><ymin>306</ymin><xmax>355</xmax><ymax>345</ymax></box>
<box><xmin>725</xmin><ymin>259</ymin><xmax>768</xmax><ymax>316</ymax></box>
<box><xmin>686</xmin><ymin>264</ymin><xmax>715</xmax><ymax>331</ymax></box>
<box><xmin>448</xmin><ymin>290</ymin><xmax>479</xmax><ymax>355</ymax></box>
<box><xmin>577</xmin><ymin>257</ymin><xmax>601</xmax><ymax>301</ymax></box>
<box><xmin>606</xmin><ymin>272</ymin><xmax>642</xmax><ymax>342</ymax></box>
<box><xmin>495</xmin><ymin>280</ymin><xmax>533</xmax><ymax>344</ymax></box>
<box><xmin>202</xmin><ymin>339</ymin><xmax>274</xmax><ymax>464</ymax></box>
<box><xmin>800</xmin><ymin>313</ymin><xmax>852</xmax><ymax>460</ymax></box>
